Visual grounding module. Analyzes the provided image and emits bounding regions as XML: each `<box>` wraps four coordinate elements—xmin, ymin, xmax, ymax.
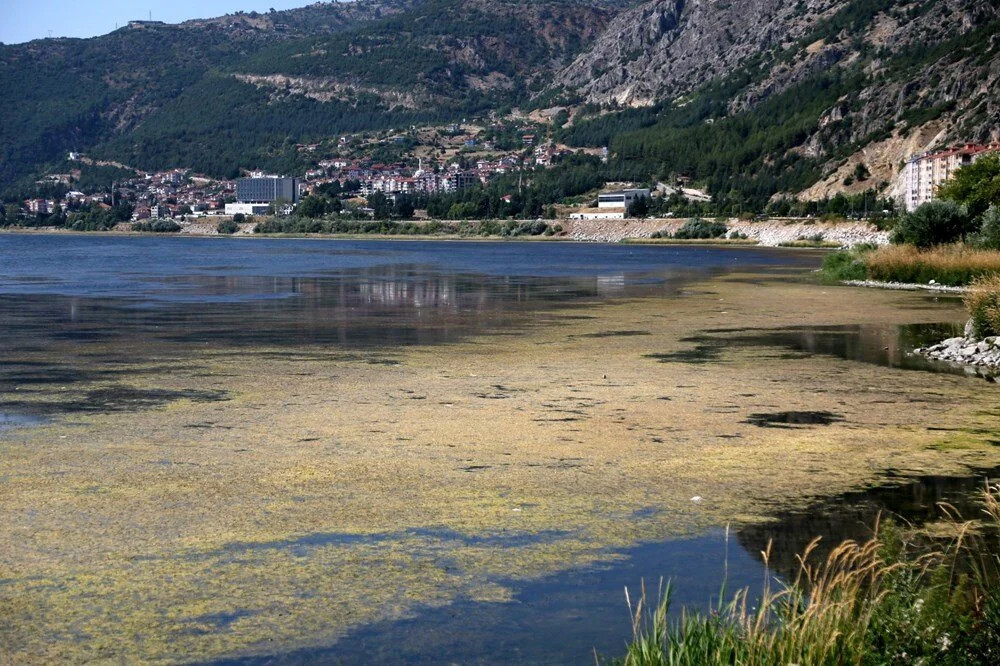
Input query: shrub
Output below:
<box><xmin>232</xmin><ymin>213</ymin><xmax>246</xmax><ymax>223</ymax></box>
<box><xmin>820</xmin><ymin>245</ymin><xmax>874</xmax><ymax>281</ymax></box>
<box><xmin>891</xmin><ymin>200</ymin><xmax>975</xmax><ymax>248</ymax></box>
<box><xmin>131</xmin><ymin>220</ymin><xmax>181</xmax><ymax>233</ymax></box>
<box><xmin>965</xmin><ymin>274</ymin><xmax>1000</xmax><ymax>338</ymax></box>
<box><xmin>673</xmin><ymin>218</ymin><xmax>727</xmax><ymax>239</ymax></box>
<box><xmin>217</xmin><ymin>219</ymin><xmax>239</xmax><ymax>234</ymax></box>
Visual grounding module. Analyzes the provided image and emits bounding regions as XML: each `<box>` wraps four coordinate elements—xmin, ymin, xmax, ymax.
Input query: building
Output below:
<box><xmin>26</xmin><ymin>199</ymin><xmax>49</xmax><ymax>215</ymax></box>
<box><xmin>570</xmin><ymin>208</ymin><xmax>626</xmax><ymax>220</ymax></box>
<box><xmin>442</xmin><ymin>172</ymin><xmax>478</xmax><ymax>193</ymax></box>
<box><xmin>597</xmin><ymin>189</ymin><xmax>650</xmax><ymax>210</ymax></box>
<box><xmin>902</xmin><ymin>143</ymin><xmax>1000</xmax><ymax>212</ymax></box>
<box><xmin>235</xmin><ymin>177</ymin><xmax>300</xmax><ymax>204</ymax></box>
<box><xmin>224</xmin><ymin>203</ymin><xmax>271</xmax><ymax>216</ymax></box>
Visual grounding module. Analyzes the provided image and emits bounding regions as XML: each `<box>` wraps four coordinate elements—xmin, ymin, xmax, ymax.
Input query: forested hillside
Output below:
<box><xmin>0</xmin><ymin>0</ymin><xmax>621</xmax><ymax>192</ymax></box>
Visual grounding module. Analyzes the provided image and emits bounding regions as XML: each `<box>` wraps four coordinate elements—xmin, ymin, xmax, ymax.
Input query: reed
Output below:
<box><xmin>865</xmin><ymin>244</ymin><xmax>1000</xmax><ymax>286</ymax></box>
<box><xmin>616</xmin><ymin>482</ymin><xmax>1000</xmax><ymax>665</ymax></box>
<box><xmin>964</xmin><ymin>274</ymin><xmax>1000</xmax><ymax>338</ymax></box>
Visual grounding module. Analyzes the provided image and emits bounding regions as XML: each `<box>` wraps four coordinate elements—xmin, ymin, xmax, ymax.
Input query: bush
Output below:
<box><xmin>891</xmin><ymin>200</ymin><xmax>976</xmax><ymax>248</ymax></box>
<box><xmin>132</xmin><ymin>220</ymin><xmax>181</xmax><ymax>233</ymax></box>
<box><xmin>820</xmin><ymin>245</ymin><xmax>874</xmax><ymax>281</ymax></box>
<box><xmin>232</xmin><ymin>213</ymin><xmax>246</xmax><ymax>223</ymax></box>
<box><xmin>217</xmin><ymin>219</ymin><xmax>239</xmax><ymax>234</ymax></box>
<box><xmin>673</xmin><ymin>218</ymin><xmax>727</xmax><ymax>239</ymax></box>
<box><xmin>965</xmin><ymin>274</ymin><xmax>1000</xmax><ymax>338</ymax></box>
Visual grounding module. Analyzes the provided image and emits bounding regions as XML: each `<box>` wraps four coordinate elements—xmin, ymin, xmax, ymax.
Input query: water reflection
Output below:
<box><xmin>213</xmin><ymin>467</ymin><xmax>999</xmax><ymax>666</ymax></box>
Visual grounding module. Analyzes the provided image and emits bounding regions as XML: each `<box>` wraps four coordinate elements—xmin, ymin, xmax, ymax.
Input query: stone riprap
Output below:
<box><xmin>567</xmin><ymin>218</ymin><xmax>889</xmax><ymax>247</ymax></box>
<box><xmin>915</xmin><ymin>326</ymin><xmax>1000</xmax><ymax>377</ymax></box>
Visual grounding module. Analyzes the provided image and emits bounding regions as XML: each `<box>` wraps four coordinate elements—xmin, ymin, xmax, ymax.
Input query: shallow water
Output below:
<box><xmin>3</xmin><ymin>235</ymin><xmax>997</xmax><ymax>663</ymax></box>
<box><xmin>212</xmin><ymin>466</ymin><xmax>999</xmax><ymax>665</ymax></box>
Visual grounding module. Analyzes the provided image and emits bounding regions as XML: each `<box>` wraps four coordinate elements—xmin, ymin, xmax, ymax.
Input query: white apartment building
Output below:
<box><xmin>902</xmin><ymin>143</ymin><xmax>1000</xmax><ymax>212</ymax></box>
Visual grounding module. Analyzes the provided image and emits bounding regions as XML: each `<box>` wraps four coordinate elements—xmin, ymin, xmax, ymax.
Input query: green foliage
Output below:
<box><xmin>973</xmin><ymin>206</ymin><xmax>1000</xmax><ymax>251</ymax></box>
<box><xmin>673</xmin><ymin>218</ymin><xmax>727</xmax><ymax>239</ymax></box>
<box><xmin>131</xmin><ymin>219</ymin><xmax>181</xmax><ymax>232</ymax></box>
<box><xmin>820</xmin><ymin>245</ymin><xmax>875</xmax><ymax>282</ymax></box>
<box><xmin>63</xmin><ymin>201</ymin><xmax>130</xmax><ymax>231</ymax></box>
<box><xmin>891</xmin><ymin>201</ymin><xmax>975</xmax><ymax>248</ymax></box>
<box><xmin>937</xmin><ymin>154</ymin><xmax>1000</xmax><ymax>219</ymax></box>
<box><xmin>618</xmin><ymin>487</ymin><xmax>1000</xmax><ymax>665</ymax></box>
<box><xmin>216</xmin><ymin>219</ymin><xmax>239</xmax><ymax>234</ymax></box>
<box><xmin>627</xmin><ymin>196</ymin><xmax>650</xmax><ymax>218</ymax></box>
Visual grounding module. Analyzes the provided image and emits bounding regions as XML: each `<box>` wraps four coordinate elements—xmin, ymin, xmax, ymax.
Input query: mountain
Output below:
<box><xmin>551</xmin><ymin>0</ymin><xmax>1000</xmax><ymax>205</ymax></box>
<box><xmin>1</xmin><ymin>0</ymin><xmax>998</xmax><ymax>207</ymax></box>
<box><xmin>0</xmin><ymin>0</ymin><xmax>621</xmax><ymax>190</ymax></box>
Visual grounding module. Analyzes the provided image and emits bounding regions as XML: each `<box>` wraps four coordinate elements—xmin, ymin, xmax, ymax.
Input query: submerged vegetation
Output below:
<box><xmin>619</xmin><ymin>484</ymin><xmax>1000</xmax><ymax>665</ymax></box>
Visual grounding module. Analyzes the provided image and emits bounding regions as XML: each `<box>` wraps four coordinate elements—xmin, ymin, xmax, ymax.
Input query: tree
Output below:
<box><xmin>393</xmin><ymin>195</ymin><xmax>415</xmax><ymax>219</ymax></box>
<box><xmin>973</xmin><ymin>205</ymin><xmax>1000</xmax><ymax>250</ymax></box>
<box><xmin>937</xmin><ymin>153</ymin><xmax>1000</xmax><ymax>219</ymax></box>
<box><xmin>217</xmin><ymin>219</ymin><xmax>239</xmax><ymax>234</ymax></box>
<box><xmin>627</xmin><ymin>195</ymin><xmax>650</xmax><ymax>218</ymax></box>
<box><xmin>296</xmin><ymin>195</ymin><xmax>328</xmax><ymax>218</ymax></box>
<box><xmin>368</xmin><ymin>192</ymin><xmax>392</xmax><ymax>220</ymax></box>
<box><xmin>891</xmin><ymin>200</ymin><xmax>975</xmax><ymax>248</ymax></box>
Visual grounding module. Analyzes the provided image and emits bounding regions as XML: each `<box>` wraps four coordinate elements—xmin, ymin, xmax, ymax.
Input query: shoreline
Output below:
<box><xmin>0</xmin><ymin>216</ymin><xmax>888</xmax><ymax>247</ymax></box>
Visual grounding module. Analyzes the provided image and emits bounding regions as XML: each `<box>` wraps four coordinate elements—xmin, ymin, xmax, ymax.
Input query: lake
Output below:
<box><xmin>1</xmin><ymin>234</ymin><xmax>997</xmax><ymax>664</ymax></box>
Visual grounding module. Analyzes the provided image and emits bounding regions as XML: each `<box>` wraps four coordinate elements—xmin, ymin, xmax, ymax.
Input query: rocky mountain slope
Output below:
<box><xmin>551</xmin><ymin>0</ymin><xmax>999</xmax><ymax>202</ymax></box>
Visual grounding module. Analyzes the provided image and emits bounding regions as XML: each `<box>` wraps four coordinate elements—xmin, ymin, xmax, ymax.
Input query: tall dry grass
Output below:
<box><xmin>865</xmin><ymin>244</ymin><xmax>1000</xmax><ymax>286</ymax></box>
<box><xmin>964</xmin><ymin>274</ymin><xmax>1000</xmax><ymax>338</ymax></box>
<box><xmin>618</xmin><ymin>482</ymin><xmax>1000</xmax><ymax>665</ymax></box>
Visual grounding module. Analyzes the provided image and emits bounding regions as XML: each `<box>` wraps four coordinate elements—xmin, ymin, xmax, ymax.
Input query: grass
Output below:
<box><xmin>866</xmin><ymin>245</ymin><xmax>1000</xmax><ymax>286</ymax></box>
<box><xmin>616</xmin><ymin>483</ymin><xmax>1000</xmax><ymax>665</ymax></box>
<box><xmin>822</xmin><ymin>244</ymin><xmax>1000</xmax><ymax>287</ymax></box>
<box><xmin>965</xmin><ymin>274</ymin><xmax>1000</xmax><ymax>338</ymax></box>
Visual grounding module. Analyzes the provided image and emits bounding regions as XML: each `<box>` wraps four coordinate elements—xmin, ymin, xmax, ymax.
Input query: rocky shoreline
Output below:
<box><xmin>914</xmin><ymin>322</ymin><xmax>1000</xmax><ymax>379</ymax></box>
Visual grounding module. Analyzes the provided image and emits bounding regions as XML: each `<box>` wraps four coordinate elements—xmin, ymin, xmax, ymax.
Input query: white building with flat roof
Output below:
<box><xmin>598</xmin><ymin>189</ymin><xmax>650</xmax><ymax>209</ymax></box>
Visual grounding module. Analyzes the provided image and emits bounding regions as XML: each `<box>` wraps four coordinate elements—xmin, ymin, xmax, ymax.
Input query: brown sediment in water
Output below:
<box><xmin>1</xmin><ymin>274</ymin><xmax>999</xmax><ymax>662</ymax></box>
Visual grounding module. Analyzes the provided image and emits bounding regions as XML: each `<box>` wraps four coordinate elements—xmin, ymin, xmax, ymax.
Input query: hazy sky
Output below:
<box><xmin>0</xmin><ymin>0</ymin><xmax>318</xmax><ymax>44</ymax></box>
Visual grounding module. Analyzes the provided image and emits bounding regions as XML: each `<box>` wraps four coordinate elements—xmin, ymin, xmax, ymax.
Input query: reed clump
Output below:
<box><xmin>864</xmin><ymin>244</ymin><xmax>1000</xmax><ymax>286</ymax></box>
<box><xmin>617</xmin><ymin>482</ymin><xmax>1000</xmax><ymax>665</ymax></box>
<box><xmin>964</xmin><ymin>274</ymin><xmax>1000</xmax><ymax>338</ymax></box>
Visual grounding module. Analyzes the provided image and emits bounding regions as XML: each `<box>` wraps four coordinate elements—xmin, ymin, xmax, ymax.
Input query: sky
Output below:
<box><xmin>0</xmin><ymin>0</ymin><xmax>320</xmax><ymax>45</ymax></box>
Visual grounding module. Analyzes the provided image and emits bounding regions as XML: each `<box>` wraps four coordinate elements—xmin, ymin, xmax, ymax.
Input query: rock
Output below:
<box><xmin>962</xmin><ymin>345</ymin><xmax>978</xmax><ymax>356</ymax></box>
<box><xmin>964</xmin><ymin>319</ymin><xmax>975</xmax><ymax>338</ymax></box>
<box><xmin>978</xmin><ymin>341</ymin><xmax>991</xmax><ymax>354</ymax></box>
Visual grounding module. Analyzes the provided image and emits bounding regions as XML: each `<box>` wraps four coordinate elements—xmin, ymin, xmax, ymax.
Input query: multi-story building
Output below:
<box><xmin>235</xmin><ymin>177</ymin><xmax>300</xmax><ymax>204</ymax></box>
<box><xmin>902</xmin><ymin>143</ymin><xmax>1000</xmax><ymax>211</ymax></box>
<box><xmin>26</xmin><ymin>199</ymin><xmax>49</xmax><ymax>215</ymax></box>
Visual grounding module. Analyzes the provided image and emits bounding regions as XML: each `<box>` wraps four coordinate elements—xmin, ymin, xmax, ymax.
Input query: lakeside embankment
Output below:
<box><xmin>2</xmin><ymin>217</ymin><xmax>889</xmax><ymax>247</ymax></box>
